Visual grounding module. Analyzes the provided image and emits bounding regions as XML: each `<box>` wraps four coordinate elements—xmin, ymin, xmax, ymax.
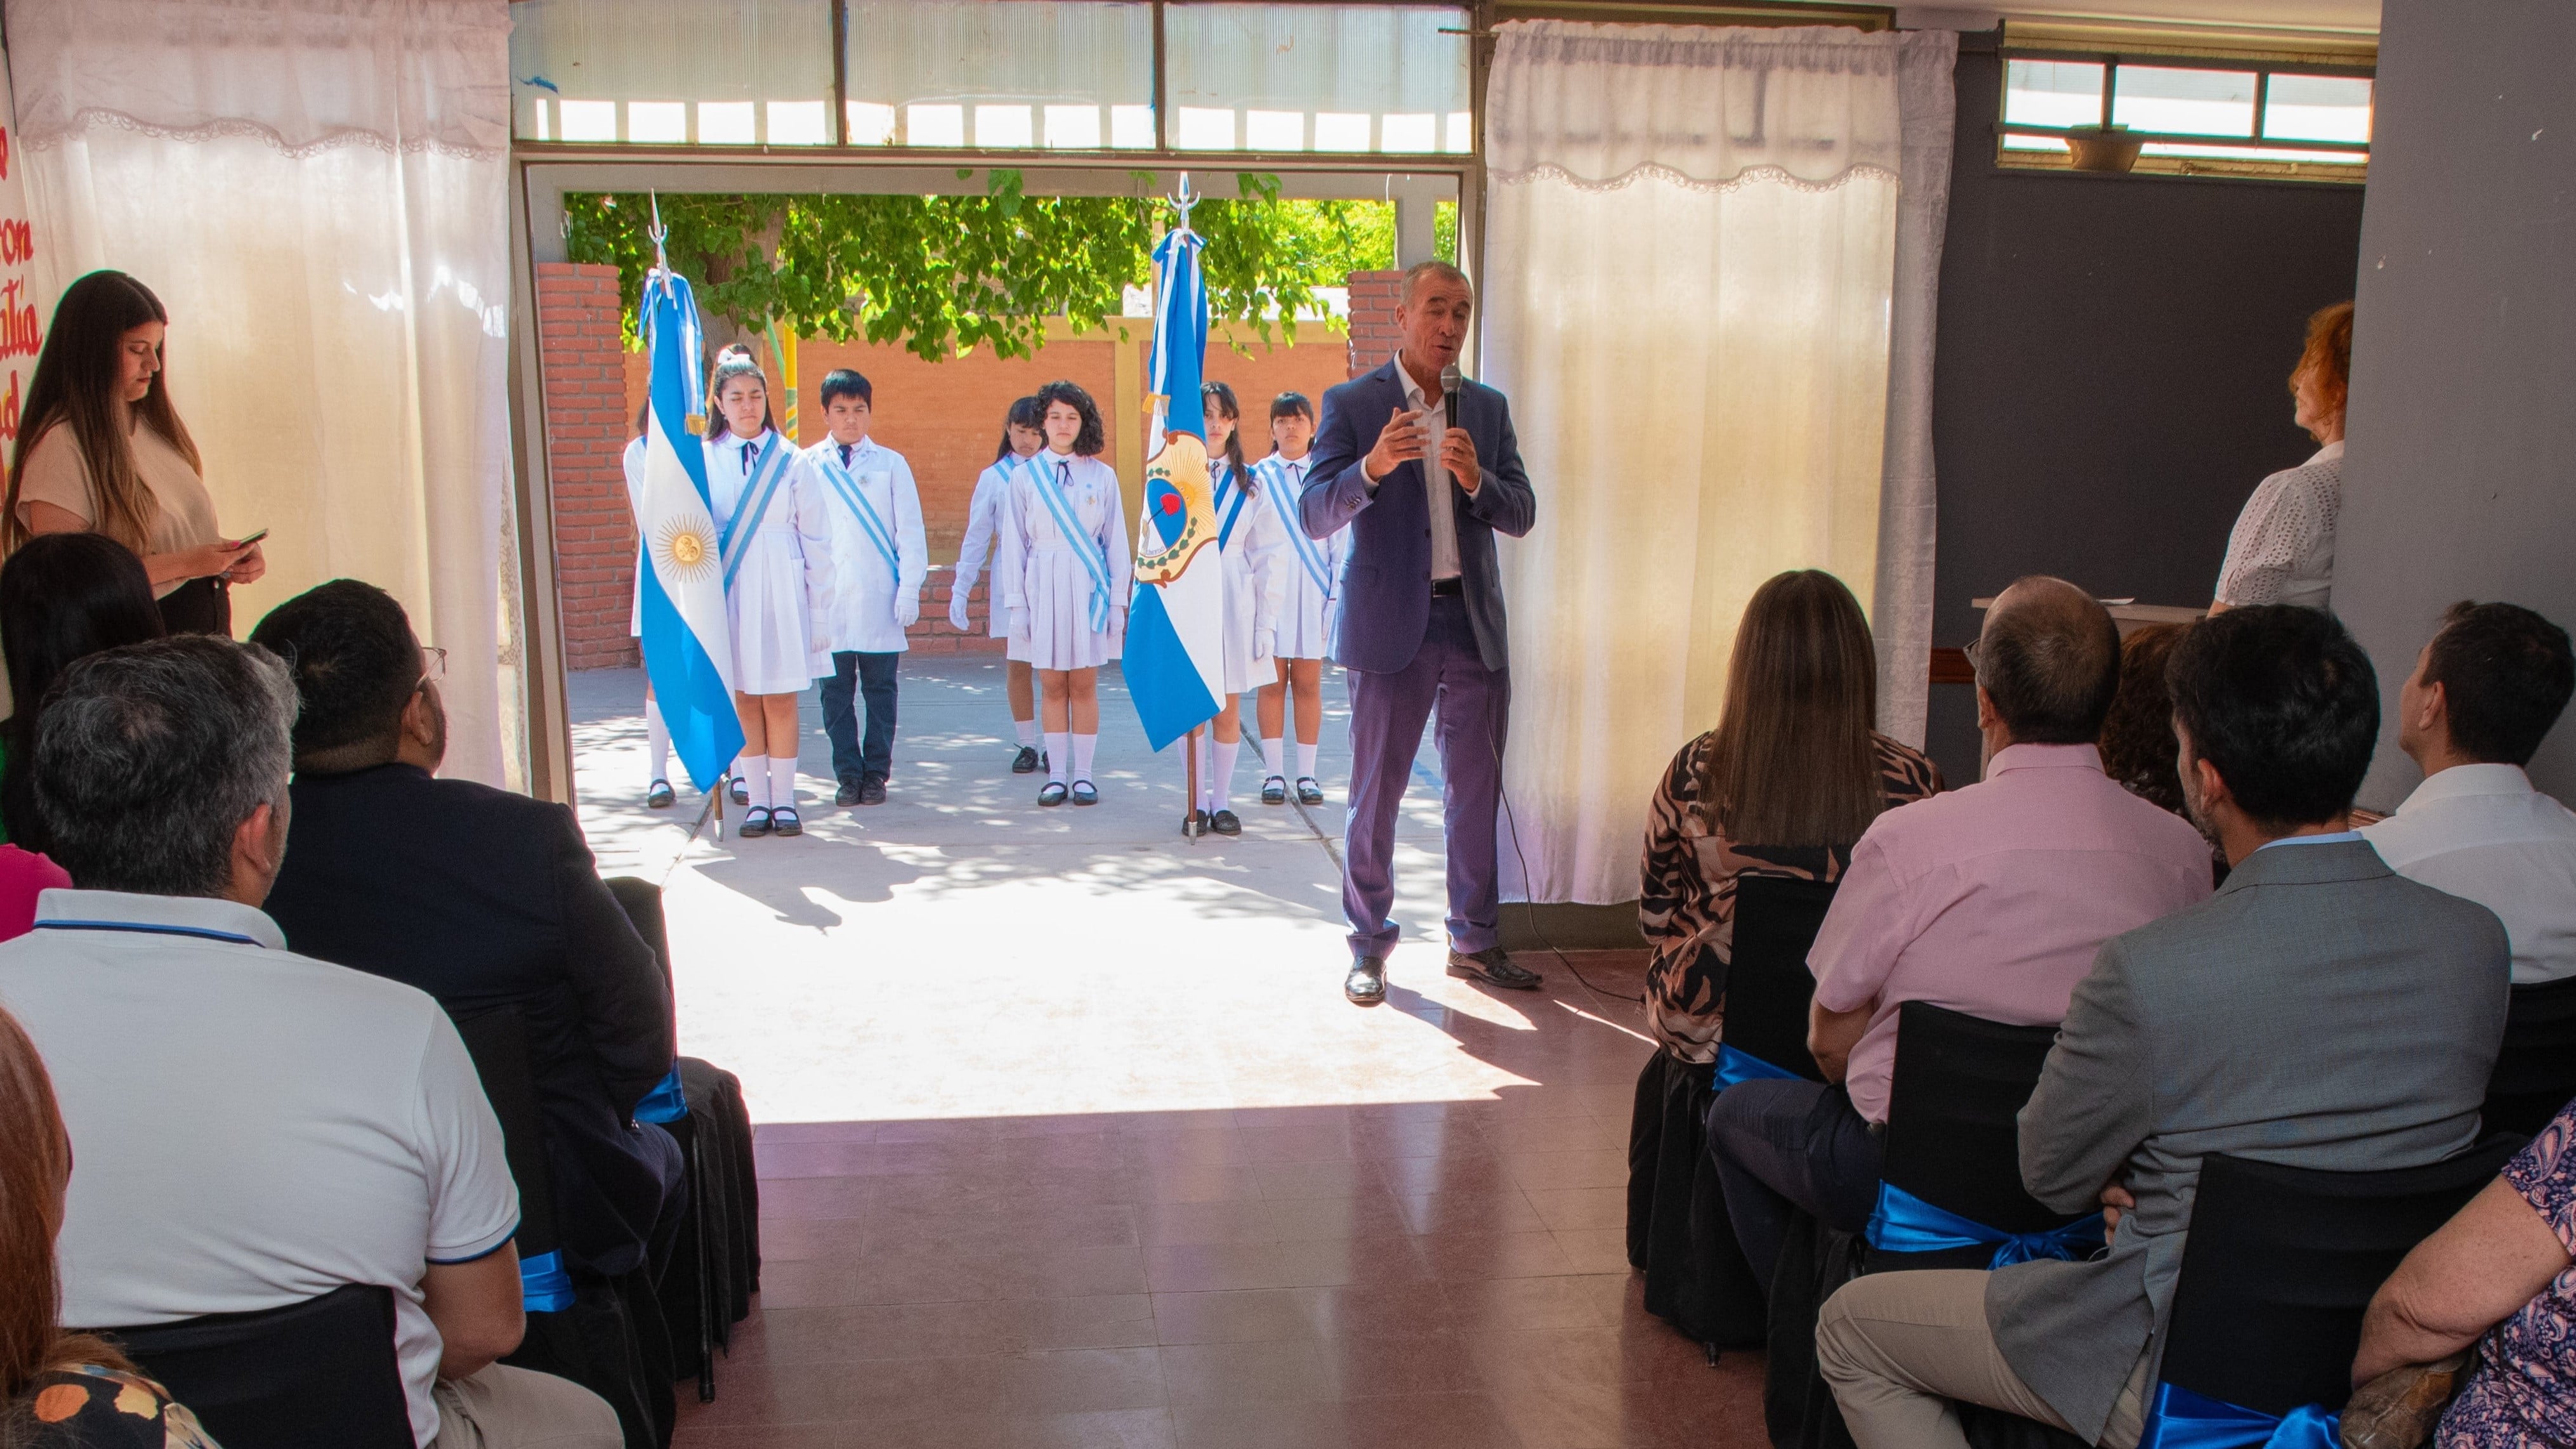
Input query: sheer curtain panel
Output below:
<box><xmin>1483</xmin><ymin>22</ymin><xmax>1954</xmax><ymax>906</ymax></box>
<box><xmin>10</xmin><ymin>0</ymin><xmax>521</xmax><ymax>787</ymax></box>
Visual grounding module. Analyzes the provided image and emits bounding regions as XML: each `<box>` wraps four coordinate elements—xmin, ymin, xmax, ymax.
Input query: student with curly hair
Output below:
<box><xmin>993</xmin><ymin>381</ymin><xmax>1129</xmax><ymax>807</ymax></box>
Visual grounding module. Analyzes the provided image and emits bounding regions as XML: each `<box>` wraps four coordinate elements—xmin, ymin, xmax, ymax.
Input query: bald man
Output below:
<box><xmin>1704</xmin><ymin>577</ymin><xmax>2214</xmax><ymax>1288</ymax></box>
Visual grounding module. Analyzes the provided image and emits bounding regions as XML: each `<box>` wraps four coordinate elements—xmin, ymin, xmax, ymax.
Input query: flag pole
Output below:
<box><xmin>650</xmin><ymin>191</ymin><xmax>723</xmax><ymax>842</ymax></box>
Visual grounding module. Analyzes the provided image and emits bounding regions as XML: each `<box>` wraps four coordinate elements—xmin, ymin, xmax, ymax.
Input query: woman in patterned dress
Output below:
<box><xmin>1627</xmin><ymin>570</ymin><xmax>1940</xmax><ymax>1343</ymax></box>
<box><xmin>1</xmin><ymin>1004</ymin><xmax>220</xmax><ymax>1448</ymax></box>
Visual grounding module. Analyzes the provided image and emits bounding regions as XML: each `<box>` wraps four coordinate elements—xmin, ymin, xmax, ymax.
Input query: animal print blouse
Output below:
<box><xmin>1637</xmin><ymin>731</ymin><xmax>1942</xmax><ymax>1063</ymax></box>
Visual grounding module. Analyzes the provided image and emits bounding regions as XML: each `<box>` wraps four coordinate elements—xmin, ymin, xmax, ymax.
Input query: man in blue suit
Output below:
<box><xmin>1301</xmin><ymin>260</ymin><xmax>1540</xmax><ymax>1006</ymax></box>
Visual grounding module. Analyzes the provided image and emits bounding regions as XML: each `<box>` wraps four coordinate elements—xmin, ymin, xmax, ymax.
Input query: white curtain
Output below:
<box><xmin>10</xmin><ymin>0</ymin><xmax>521</xmax><ymax>787</ymax></box>
<box><xmin>1484</xmin><ymin>22</ymin><xmax>1955</xmax><ymax>906</ymax></box>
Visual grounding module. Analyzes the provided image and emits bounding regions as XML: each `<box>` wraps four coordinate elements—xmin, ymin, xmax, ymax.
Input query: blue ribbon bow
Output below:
<box><xmin>1864</xmin><ymin>1182</ymin><xmax>2106</xmax><ymax>1268</ymax></box>
<box><xmin>634</xmin><ymin>1066</ymin><xmax>688</xmax><ymax>1125</ymax></box>
<box><xmin>1712</xmin><ymin>1042</ymin><xmax>1799</xmax><ymax>1089</ymax></box>
<box><xmin>520</xmin><ymin>1250</ymin><xmax>574</xmax><ymax>1313</ymax></box>
<box><xmin>2136</xmin><ymin>1383</ymin><xmax>2340</xmax><ymax>1449</ymax></box>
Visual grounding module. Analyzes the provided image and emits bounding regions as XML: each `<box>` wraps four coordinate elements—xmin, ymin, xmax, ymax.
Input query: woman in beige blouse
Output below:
<box><xmin>3</xmin><ymin>271</ymin><xmax>261</xmax><ymax>634</ymax></box>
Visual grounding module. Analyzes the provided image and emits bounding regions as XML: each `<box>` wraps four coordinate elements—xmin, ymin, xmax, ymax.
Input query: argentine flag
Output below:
<box><xmin>634</xmin><ymin>269</ymin><xmax>744</xmax><ymax>790</ymax></box>
<box><xmin>1125</xmin><ymin>224</ymin><xmax>1228</xmax><ymax>752</ymax></box>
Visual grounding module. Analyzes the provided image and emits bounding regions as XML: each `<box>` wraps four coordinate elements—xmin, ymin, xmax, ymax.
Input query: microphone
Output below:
<box><xmin>1439</xmin><ymin>363</ymin><xmax>1461</xmax><ymax>426</ymax></box>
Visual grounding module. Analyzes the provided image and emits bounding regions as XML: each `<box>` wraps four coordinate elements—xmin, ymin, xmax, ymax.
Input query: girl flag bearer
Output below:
<box><xmin>951</xmin><ymin>396</ymin><xmax>1048</xmax><ymax>774</ymax></box>
<box><xmin>704</xmin><ymin>346</ymin><xmax>836</xmax><ymax>838</ymax></box>
<box><xmin>995</xmin><ymin>379</ymin><xmax>1129</xmax><ymax>807</ymax></box>
<box><xmin>1254</xmin><ymin>390</ymin><xmax>1341</xmax><ymax>806</ymax></box>
<box><xmin>1191</xmin><ymin>381</ymin><xmax>1285</xmax><ymax>836</ymax></box>
<box><xmin>623</xmin><ymin>401</ymin><xmax>678</xmax><ymax>808</ymax></box>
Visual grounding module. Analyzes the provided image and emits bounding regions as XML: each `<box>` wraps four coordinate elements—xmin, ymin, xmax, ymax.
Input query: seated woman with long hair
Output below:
<box><xmin>0</xmin><ymin>1005</ymin><xmax>218</xmax><ymax>1447</ymax></box>
<box><xmin>0</xmin><ymin>534</ymin><xmax>167</xmax><ymax>856</ymax></box>
<box><xmin>1627</xmin><ymin>570</ymin><xmax>1940</xmax><ymax>1339</ymax></box>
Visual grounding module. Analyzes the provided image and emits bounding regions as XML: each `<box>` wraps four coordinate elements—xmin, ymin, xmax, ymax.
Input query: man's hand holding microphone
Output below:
<box><xmin>1360</xmin><ymin>384</ymin><xmax>1480</xmax><ymax>495</ymax></box>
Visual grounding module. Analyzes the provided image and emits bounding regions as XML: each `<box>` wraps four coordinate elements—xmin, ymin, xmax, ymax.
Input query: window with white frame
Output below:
<box><xmin>1999</xmin><ymin>52</ymin><xmax>2373</xmax><ymax>180</ymax></box>
<box><xmin>511</xmin><ymin>0</ymin><xmax>836</xmax><ymax>147</ymax></box>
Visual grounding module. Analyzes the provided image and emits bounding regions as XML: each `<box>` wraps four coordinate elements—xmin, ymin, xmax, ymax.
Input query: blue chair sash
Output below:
<box><xmin>1864</xmin><ymin>1182</ymin><xmax>2106</xmax><ymax>1268</ymax></box>
<box><xmin>634</xmin><ymin>1066</ymin><xmax>688</xmax><ymax>1125</ymax></box>
<box><xmin>520</xmin><ymin>1250</ymin><xmax>575</xmax><ymax>1313</ymax></box>
<box><xmin>1713</xmin><ymin>1042</ymin><xmax>1799</xmax><ymax>1089</ymax></box>
<box><xmin>2136</xmin><ymin>1383</ymin><xmax>2340</xmax><ymax>1449</ymax></box>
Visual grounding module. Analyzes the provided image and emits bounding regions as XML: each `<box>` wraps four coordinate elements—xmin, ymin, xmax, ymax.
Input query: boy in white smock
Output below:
<box><xmin>805</xmin><ymin>369</ymin><xmax>926</xmax><ymax>806</ymax></box>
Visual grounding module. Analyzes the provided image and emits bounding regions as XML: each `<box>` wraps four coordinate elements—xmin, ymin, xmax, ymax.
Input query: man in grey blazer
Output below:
<box><xmin>1817</xmin><ymin>605</ymin><xmax>2511</xmax><ymax>1449</ymax></box>
<box><xmin>1301</xmin><ymin>260</ymin><xmax>1539</xmax><ymax>1007</ymax></box>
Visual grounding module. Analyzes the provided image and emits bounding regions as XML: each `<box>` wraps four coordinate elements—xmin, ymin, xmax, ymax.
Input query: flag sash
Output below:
<box><xmin>815</xmin><ymin>449</ymin><xmax>900</xmax><ymax>574</ymax></box>
<box><xmin>718</xmin><ymin>436</ymin><xmax>794</xmax><ymax>589</ymax></box>
<box><xmin>1214</xmin><ymin>464</ymin><xmax>1253</xmax><ymax>551</ymax></box>
<box><xmin>1260</xmin><ymin>457</ymin><xmax>1336</xmax><ymax>599</ymax></box>
<box><xmin>1024</xmin><ymin>454</ymin><xmax>1114</xmax><ymax>633</ymax></box>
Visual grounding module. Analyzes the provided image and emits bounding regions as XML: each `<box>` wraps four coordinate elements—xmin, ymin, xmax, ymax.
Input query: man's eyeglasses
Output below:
<box><xmin>419</xmin><ymin>646</ymin><xmax>448</xmax><ymax>686</ymax></box>
<box><xmin>1961</xmin><ymin>637</ymin><xmax>1981</xmax><ymax>679</ymax></box>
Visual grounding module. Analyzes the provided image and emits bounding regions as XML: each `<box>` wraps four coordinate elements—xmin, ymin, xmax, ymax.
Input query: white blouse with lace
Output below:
<box><xmin>2214</xmin><ymin>440</ymin><xmax>2343</xmax><ymax>610</ymax></box>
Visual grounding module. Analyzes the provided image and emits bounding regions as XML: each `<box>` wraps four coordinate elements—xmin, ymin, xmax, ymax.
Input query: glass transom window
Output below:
<box><xmin>1166</xmin><ymin>4</ymin><xmax>1471</xmax><ymax>154</ymax></box>
<box><xmin>511</xmin><ymin>0</ymin><xmax>834</xmax><ymax>145</ymax></box>
<box><xmin>844</xmin><ymin>1</ymin><xmax>1154</xmax><ymax>149</ymax></box>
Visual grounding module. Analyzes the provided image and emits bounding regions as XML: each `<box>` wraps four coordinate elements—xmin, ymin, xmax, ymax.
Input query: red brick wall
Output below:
<box><xmin>535</xmin><ymin>263</ymin><xmax>640</xmax><ymax>670</ymax></box>
<box><xmin>1346</xmin><ymin>270</ymin><xmax>1403</xmax><ymax>379</ymax></box>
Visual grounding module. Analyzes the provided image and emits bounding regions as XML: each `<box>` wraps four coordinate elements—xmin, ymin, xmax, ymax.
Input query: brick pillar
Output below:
<box><xmin>536</xmin><ymin>263</ymin><xmax>640</xmax><ymax>671</ymax></box>
<box><xmin>1345</xmin><ymin>270</ymin><xmax>1403</xmax><ymax>379</ymax></box>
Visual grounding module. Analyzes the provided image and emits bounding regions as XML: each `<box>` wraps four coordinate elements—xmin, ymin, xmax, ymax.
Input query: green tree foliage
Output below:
<box><xmin>565</xmin><ymin>173</ymin><xmax>1400</xmax><ymax>362</ymax></box>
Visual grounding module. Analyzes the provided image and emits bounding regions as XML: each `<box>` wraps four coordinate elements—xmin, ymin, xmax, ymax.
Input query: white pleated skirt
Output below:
<box><xmin>1009</xmin><ymin>546</ymin><xmax>1123</xmax><ymax>671</ymax></box>
<box><xmin>728</xmin><ymin>534</ymin><xmax>825</xmax><ymax>694</ymax></box>
<box><xmin>1275</xmin><ymin>562</ymin><xmax>1337</xmax><ymax>661</ymax></box>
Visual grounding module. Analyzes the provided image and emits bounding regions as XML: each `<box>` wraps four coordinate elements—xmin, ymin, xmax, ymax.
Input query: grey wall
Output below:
<box><xmin>2334</xmin><ymin>0</ymin><xmax>2576</xmax><ymax>810</ymax></box>
<box><xmin>1921</xmin><ymin>36</ymin><xmax>2367</xmax><ymax>784</ymax></box>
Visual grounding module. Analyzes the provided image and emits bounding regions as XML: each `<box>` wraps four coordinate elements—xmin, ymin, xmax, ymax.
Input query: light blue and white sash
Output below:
<box><xmin>815</xmin><ymin>447</ymin><xmax>900</xmax><ymax>574</ymax></box>
<box><xmin>718</xmin><ymin>435</ymin><xmax>794</xmax><ymax>589</ymax></box>
<box><xmin>1023</xmin><ymin>452</ymin><xmax>1114</xmax><ymax>633</ymax></box>
<box><xmin>1259</xmin><ymin>456</ymin><xmax>1333</xmax><ymax>599</ymax></box>
<box><xmin>1212</xmin><ymin>463</ymin><xmax>1253</xmax><ymax>550</ymax></box>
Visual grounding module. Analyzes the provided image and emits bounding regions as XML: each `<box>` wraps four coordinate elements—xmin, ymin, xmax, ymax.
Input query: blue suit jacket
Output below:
<box><xmin>1298</xmin><ymin>359</ymin><xmax>1537</xmax><ymax>674</ymax></box>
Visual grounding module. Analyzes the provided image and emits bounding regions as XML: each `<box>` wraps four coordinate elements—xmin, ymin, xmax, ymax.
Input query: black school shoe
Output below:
<box><xmin>647</xmin><ymin>779</ymin><xmax>675</xmax><ymax>809</ymax></box>
<box><xmin>1038</xmin><ymin>782</ymin><xmax>1069</xmax><ymax>807</ymax></box>
<box><xmin>1209</xmin><ymin>809</ymin><xmax>1242</xmax><ymax>836</ymax></box>
<box><xmin>858</xmin><ymin>776</ymin><xmax>888</xmax><ymax>806</ymax></box>
<box><xmin>737</xmin><ymin>806</ymin><xmax>773</xmax><ymax>839</ymax></box>
<box><xmin>1261</xmin><ymin>776</ymin><xmax>1288</xmax><ymax>805</ymax></box>
<box><xmin>770</xmin><ymin>807</ymin><xmax>803</xmax><ymax>837</ymax></box>
<box><xmin>1011</xmin><ymin>745</ymin><xmax>1041</xmax><ymax>775</ymax></box>
<box><xmin>1070</xmin><ymin>780</ymin><xmax>1099</xmax><ymax>806</ymax></box>
<box><xmin>1296</xmin><ymin>777</ymin><xmax>1325</xmax><ymax>806</ymax></box>
<box><xmin>728</xmin><ymin>775</ymin><xmax>751</xmax><ymax>806</ymax></box>
<box><xmin>837</xmin><ymin>778</ymin><xmax>864</xmax><ymax>806</ymax></box>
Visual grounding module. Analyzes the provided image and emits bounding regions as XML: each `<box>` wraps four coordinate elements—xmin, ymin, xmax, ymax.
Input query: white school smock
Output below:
<box><xmin>704</xmin><ymin>429</ymin><xmax>836</xmax><ymax>693</ymax></box>
<box><xmin>1259</xmin><ymin>453</ymin><xmax>1346</xmax><ymax>660</ymax></box>
<box><xmin>996</xmin><ymin>451</ymin><xmax>1130</xmax><ymax>671</ymax></box>
<box><xmin>950</xmin><ymin>457</ymin><xmax>1025</xmax><ymax>638</ymax></box>
<box><xmin>624</xmin><ymin>435</ymin><xmax>648</xmax><ymax>637</ymax></box>
<box><xmin>1209</xmin><ymin>459</ymin><xmax>1287</xmax><ymax>695</ymax></box>
<box><xmin>807</xmin><ymin>436</ymin><xmax>928</xmax><ymax>655</ymax></box>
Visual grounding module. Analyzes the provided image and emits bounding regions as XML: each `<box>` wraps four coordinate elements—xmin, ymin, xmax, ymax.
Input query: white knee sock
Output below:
<box><xmin>1045</xmin><ymin>733</ymin><xmax>1070</xmax><ymax>785</ymax></box>
<box><xmin>1015</xmin><ymin>718</ymin><xmax>1040</xmax><ymax>748</ymax></box>
<box><xmin>645</xmin><ymin>698</ymin><xmax>671</xmax><ymax>783</ymax></box>
<box><xmin>1259</xmin><ymin>736</ymin><xmax>1284</xmax><ymax>779</ymax></box>
<box><xmin>1211</xmin><ymin>739</ymin><xmax>1239</xmax><ymax>813</ymax></box>
<box><xmin>1072</xmin><ymin>733</ymin><xmax>1097</xmax><ymax>784</ymax></box>
<box><xmin>1296</xmin><ymin>741</ymin><xmax>1319</xmax><ymax>780</ymax></box>
<box><xmin>768</xmin><ymin>756</ymin><xmax>799</xmax><ymax>811</ymax></box>
<box><xmin>745</xmin><ymin>761</ymin><xmax>772</xmax><ymax>809</ymax></box>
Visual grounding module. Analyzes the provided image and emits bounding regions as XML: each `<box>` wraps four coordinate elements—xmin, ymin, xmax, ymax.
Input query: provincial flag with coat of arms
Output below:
<box><xmin>1124</xmin><ymin>212</ymin><xmax>1228</xmax><ymax>753</ymax></box>
<box><xmin>633</xmin><ymin>265</ymin><xmax>746</xmax><ymax>791</ymax></box>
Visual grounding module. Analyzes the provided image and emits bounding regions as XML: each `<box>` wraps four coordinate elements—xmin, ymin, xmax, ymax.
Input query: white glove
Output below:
<box><xmin>1254</xmin><ymin>628</ymin><xmax>1276</xmax><ymax>665</ymax></box>
<box><xmin>897</xmin><ymin>595</ymin><xmax>921</xmax><ymax>629</ymax></box>
<box><xmin>1109</xmin><ymin>606</ymin><xmax>1127</xmax><ymax>638</ymax></box>
<box><xmin>948</xmin><ymin>594</ymin><xmax>972</xmax><ymax>633</ymax></box>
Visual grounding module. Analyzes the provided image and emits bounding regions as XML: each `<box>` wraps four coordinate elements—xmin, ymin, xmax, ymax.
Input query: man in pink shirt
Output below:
<box><xmin>1706</xmin><ymin>576</ymin><xmax>2212</xmax><ymax>1287</ymax></box>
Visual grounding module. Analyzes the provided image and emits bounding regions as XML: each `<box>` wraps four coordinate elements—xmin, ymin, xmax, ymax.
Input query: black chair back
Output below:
<box><xmin>107</xmin><ymin>1284</ymin><xmax>412</xmax><ymax>1449</ymax></box>
<box><xmin>2486</xmin><ymin>976</ymin><xmax>2576</xmax><ymax>1138</ymax></box>
<box><xmin>2161</xmin><ymin>1138</ymin><xmax>2519</xmax><ymax>1417</ymax></box>
<box><xmin>452</xmin><ymin>1004</ymin><xmax>558</xmax><ymax>1259</ymax></box>
<box><xmin>1878</xmin><ymin>1002</ymin><xmax>2075</xmax><ymax>1242</ymax></box>
<box><xmin>1723</xmin><ymin>875</ymin><xmax>1837</xmax><ymax>1081</ymax></box>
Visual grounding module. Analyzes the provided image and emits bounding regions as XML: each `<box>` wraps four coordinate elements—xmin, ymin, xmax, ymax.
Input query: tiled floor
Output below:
<box><xmin>567</xmin><ymin>662</ymin><xmax>1766</xmax><ymax>1447</ymax></box>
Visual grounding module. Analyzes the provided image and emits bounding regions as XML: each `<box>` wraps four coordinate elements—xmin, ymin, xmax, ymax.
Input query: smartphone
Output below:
<box><xmin>230</xmin><ymin>528</ymin><xmax>270</xmax><ymax>549</ymax></box>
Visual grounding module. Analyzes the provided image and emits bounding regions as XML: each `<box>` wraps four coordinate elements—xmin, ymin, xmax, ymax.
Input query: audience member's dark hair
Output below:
<box><xmin>1270</xmin><ymin>390</ymin><xmax>1315</xmax><ymax>424</ymax></box>
<box><xmin>1699</xmin><ymin>570</ymin><xmax>1885</xmax><ymax>846</ymax></box>
<box><xmin>994</xmin><ymin>395</ymin><xmax>1044</xmax><ymax>464</ymax></box>
<box><xmin>0</xmin><ymin>1004</ymin><xmax>135</xmax><ymax>1407</ymax></box>
<box><xmin>32</xmin><ymin>636</ymin><xmax>298</xmax><ymax>897</ymax></box>
<box><xmin>2422</xmin><ymin>601</ymin><xmax>2575</xmax><ymax>767</ymax></box>
<box><xmin>818</xmin><ymin>368</ymin><xmax>872</xmax><ymax>410</ymax></box>
<box><xmin>247</xmin><ymin>580</ymin><xmax>419</xmax><ymax>771</ymax></box>
<box><xmin>1976</xmin><ymin>576</ymin><xmax>2121</xmax><ymax>744</ymax></box>
<box><xmin>1034</xmin><ymin>380</ymin><xmax>1106</xmax><ymax>457</ymax></box>
<box><xmin>2167</xmin><ymin>605</ymin><xmax>2379</xmax><ymax>829</ymax></box>
<box><xmin>1202</xmin><ymin>381</ymin><xmax>1246</xmax><ymax>475</ymax></box>
<box><xmin>2098</xmin><ymin>624</ymin><xmax>2188</xmax><ymax>817</ymax></box>
<box><xmin>0</xmin><ymin>534</ymin><xmax>166</xmax><ymax>851</ymax></box>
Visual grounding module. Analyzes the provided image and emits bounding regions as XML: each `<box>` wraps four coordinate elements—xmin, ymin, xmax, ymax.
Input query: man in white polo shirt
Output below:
<box><xmin>0</xmin><ymin>636</ymin><xmax>617</xmax><ymax>1449</ymax></box>
<box><xmin>2364</xmin><ymin>600</ymin><xmax>2576</xmax><ymax>985</ymax></box>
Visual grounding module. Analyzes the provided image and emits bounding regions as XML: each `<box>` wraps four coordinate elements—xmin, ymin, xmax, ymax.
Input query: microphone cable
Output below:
<box><xmin>1487</xmin><ymin>699</ymin><xmax>1644</xmax><ymax>1006</ymax></box>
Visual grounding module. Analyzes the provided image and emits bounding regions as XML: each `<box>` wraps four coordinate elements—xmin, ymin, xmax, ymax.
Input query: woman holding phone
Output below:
<box><xmin>3</xmin><ymin>271</ymin><xmax>263</xmax><ymax>635</ymax></box>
